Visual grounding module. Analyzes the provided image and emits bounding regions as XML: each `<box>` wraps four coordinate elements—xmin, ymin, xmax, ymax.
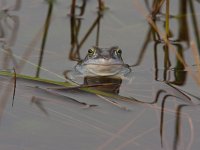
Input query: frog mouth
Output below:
<box><xmin>75</xmin><ymin>58</ymin><xmax>130</xmax><ymax>76</ymax></box>
<box><xmin>86</xmin><ymin>64</ymin><xmax>123</xmax><ymax>66</ymax></box>
<box><xmin>85</xmin><ymin>58</ymin><xmax>123</xmax><ymax>66</ymax></box>
<box><xmin>84</xmin><ymin>64</ymin><xmax>124</xmax><ymax>76</ymax></box>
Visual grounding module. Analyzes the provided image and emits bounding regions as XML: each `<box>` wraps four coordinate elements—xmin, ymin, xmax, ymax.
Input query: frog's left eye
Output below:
<box><xmin>115</xmin><ymin>48</ymin><xmax>122</xmax><ymax>55</ymax></box>
<box><xmin>88</xmin><ymin>48</ymin><xmax>95</xmax><ymax>57</ymax></box>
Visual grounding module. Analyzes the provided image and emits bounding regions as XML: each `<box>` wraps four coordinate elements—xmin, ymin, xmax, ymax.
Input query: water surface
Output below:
<box><xmin>0</xmin><ymin>0</ymin><xmax>200</xmax><ymax>150</ymax></box>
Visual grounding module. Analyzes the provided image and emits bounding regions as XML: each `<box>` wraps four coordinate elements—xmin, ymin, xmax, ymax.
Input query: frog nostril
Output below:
<box><xmin>102</xmin><ymin>56</ymin><xmax>110</xmax><ymax>60</ymax></box>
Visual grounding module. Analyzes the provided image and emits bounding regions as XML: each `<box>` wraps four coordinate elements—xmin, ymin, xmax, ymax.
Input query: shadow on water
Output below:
<box><xmin>0</xmin><ymin>0</ymin><xmax>200</xmax><ymax>150</ymax></box>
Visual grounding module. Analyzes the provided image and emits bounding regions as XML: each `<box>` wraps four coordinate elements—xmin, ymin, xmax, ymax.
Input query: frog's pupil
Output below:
<box><xmin>117</xmin><ymin>49</ymin><xmax>122</xmax><ymax>54</ymax></box>
<box><xmin>88</xmin><ymin>49</ymin><xmax>93</xmax><ymax>54</ymax></box>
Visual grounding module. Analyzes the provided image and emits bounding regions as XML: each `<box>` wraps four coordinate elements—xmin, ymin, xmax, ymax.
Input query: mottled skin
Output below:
<box><xmin>75</xmin><ymin>46</ymin><xmax>130</xmax><ymax>76</ymax></box>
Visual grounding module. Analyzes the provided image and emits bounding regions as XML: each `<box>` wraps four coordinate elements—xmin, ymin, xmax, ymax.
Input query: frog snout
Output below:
<box><xmin>100</xmin><ymin>53</ymin><xmax>111</xmax><ymax>59</ymax></box>
<box><xmin>102</xmin><ymin>56</ymin><xmax>110</xmax><ymax>60</ymax></box>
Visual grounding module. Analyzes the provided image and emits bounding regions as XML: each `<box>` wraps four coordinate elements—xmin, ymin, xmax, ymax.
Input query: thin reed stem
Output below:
<box><xmin>165</xmin><ymin>0</ymin><xmax>170</xmax><ymax>38</ymax></box>
<box><xmin>36</xmin><ymin>1</ymin><xmax>54</xmax><ymax>77</ymax></box>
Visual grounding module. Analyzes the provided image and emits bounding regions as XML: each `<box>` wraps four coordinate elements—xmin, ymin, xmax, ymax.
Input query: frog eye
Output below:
<box><xmin>88</xmin><ymin>48</ymin><xmax>95</xmax><ymax>56</ymax></box>
<box><xmin>115</xmin><ymin>48</ymin><xmax>122</xmax><ymax>55</ymax></box>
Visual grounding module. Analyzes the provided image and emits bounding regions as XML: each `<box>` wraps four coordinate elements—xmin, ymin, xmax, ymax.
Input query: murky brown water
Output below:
<box><xmin>0</xmin><ymin>0</ymin><xmax>200</xmax><ymax>150</ymax></box>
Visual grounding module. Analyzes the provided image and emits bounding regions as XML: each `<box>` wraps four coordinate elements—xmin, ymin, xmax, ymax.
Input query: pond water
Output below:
<box><xmin>0</xmin><ymin>0</ymin><xmax>200</xmax><ymax>150</ymax></box>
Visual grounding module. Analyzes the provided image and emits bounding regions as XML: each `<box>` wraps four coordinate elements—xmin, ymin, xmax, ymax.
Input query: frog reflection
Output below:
<box><xmin>64</xmin><ymin>46</ymin><xmax>131</xmax><ymax>94</ymax></box>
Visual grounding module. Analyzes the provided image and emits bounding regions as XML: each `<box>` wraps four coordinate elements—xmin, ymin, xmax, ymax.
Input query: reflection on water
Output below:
<box><xmin>0</xmin><ymin>0</ymin><xmax>200</xmax><ymax>150</ymax></box>
<box><xmin>69</xmin><ymin>0</ymin><xmax>105</xmax><ymax>61</ymax></box>
<box><xmin>84</xmin><ymin>76</ymin><xmax>122</xmax><ymax>94</ymax></box>
<box><xmin>35</xmin><ymin>0</ymin><xmax>54</xmax><ymax>77</ymax></box>
<box><xmin>0</xmin><ymin>0</ymin><xmax>20</xmax><ymax>69</ymax></box>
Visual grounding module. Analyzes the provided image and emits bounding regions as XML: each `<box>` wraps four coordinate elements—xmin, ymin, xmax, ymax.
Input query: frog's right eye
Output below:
<box><xmin>88</xmin><ymin>48</ymin><xmax>95</xmax><ymax>56</ymax></box>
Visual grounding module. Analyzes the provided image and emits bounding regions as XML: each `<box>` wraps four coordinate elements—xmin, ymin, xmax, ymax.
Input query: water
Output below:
<box><xmin>0</xmin><ymin>0</ymin><xmax>200</xmax><ymax>150</ymax></box>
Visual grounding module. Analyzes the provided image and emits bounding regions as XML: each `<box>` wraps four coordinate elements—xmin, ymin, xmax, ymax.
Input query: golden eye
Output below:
<box><xmin>116</xmin><ymin>48</ymin><xmax>122</xmax><ymax>55</ymax></box>
<box><xmin>88</xmin><ymin>48</ymin><xmax>95</xmax><ymax>56</ymax></box>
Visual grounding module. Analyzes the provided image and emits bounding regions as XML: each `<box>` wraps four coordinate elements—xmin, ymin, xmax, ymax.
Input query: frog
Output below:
<box><xmin>70</xmin><ymin>46</ymin><xmax>131</xmax><ymax>77</ymax></box>
<box><xmin>63</xmin><ymin>46</ymin><xmax>131</xmax><ymax>93</ymax></box>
